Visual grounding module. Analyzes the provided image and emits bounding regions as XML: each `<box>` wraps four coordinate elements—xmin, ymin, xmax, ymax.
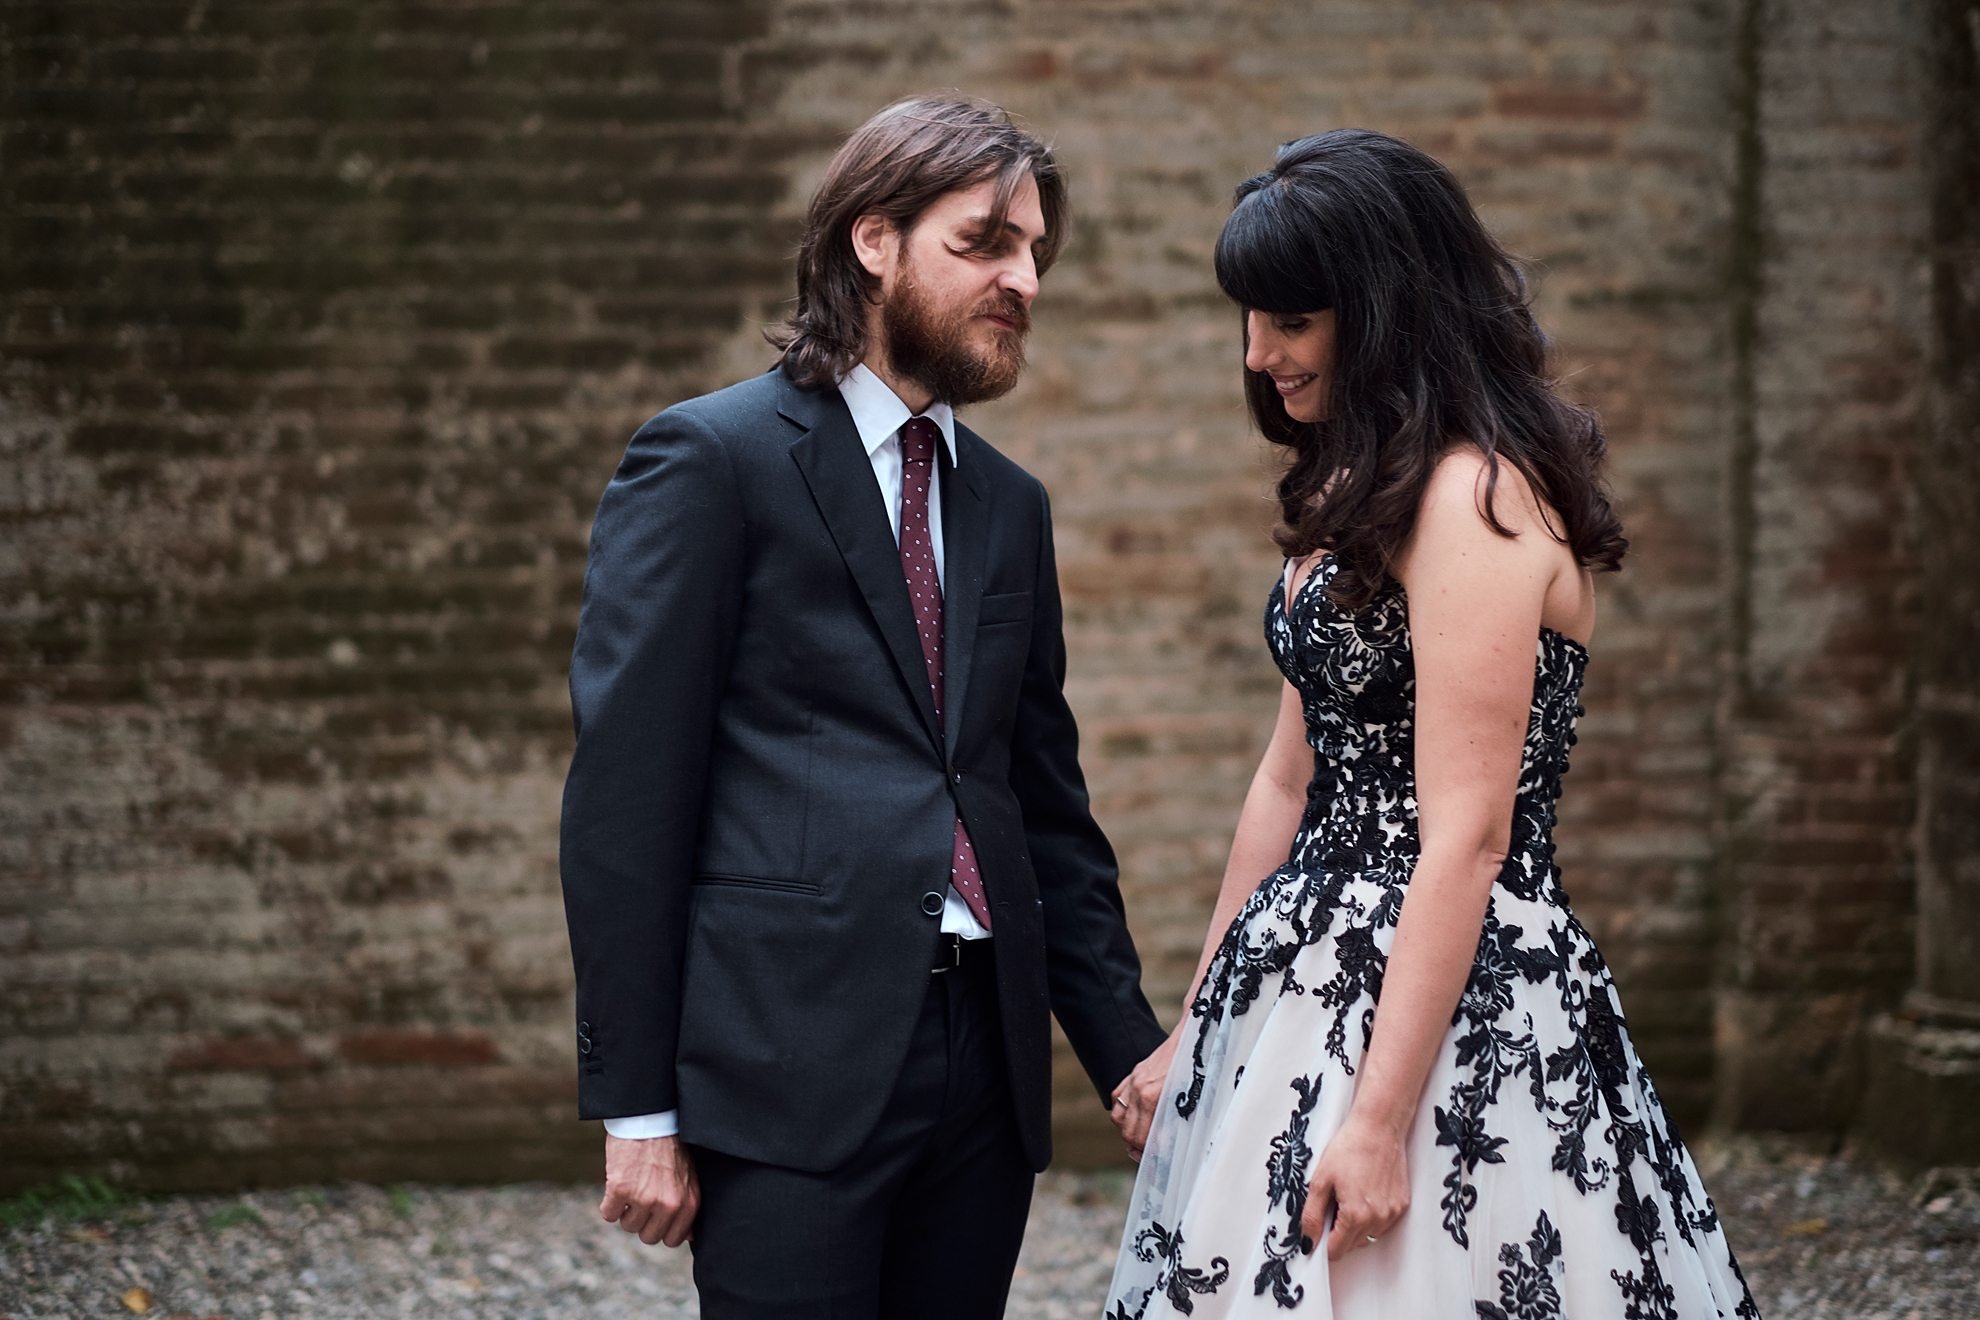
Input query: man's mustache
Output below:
<box><xmin>976</xmin><ymin>296</ymin><xmax>1031</xmax><ymax>335</ymax></box>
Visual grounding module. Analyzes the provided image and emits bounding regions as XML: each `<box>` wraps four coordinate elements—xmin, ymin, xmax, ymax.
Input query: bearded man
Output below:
<box><xmin>557</xmin><ymin>96</ymin><xmax>1167</xmax><ymax>1318</ymax></box>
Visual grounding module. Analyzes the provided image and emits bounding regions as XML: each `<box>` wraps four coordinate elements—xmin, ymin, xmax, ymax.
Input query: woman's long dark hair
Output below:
<box><xmin>1215</xmin><ymin>129</ymin><xmax>1626</xmax><ymax>608</ymax></box>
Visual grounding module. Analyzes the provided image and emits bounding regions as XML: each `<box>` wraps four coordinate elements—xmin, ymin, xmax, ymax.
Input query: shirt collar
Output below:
<box><xmin>839</xmin><ymin>363</ymin><xmax>959</xmax><ymax>466</ymax></box>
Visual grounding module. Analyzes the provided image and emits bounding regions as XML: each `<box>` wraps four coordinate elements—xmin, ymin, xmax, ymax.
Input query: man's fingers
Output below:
<box><xmin>651</xmin><ymin>1195</ymin><xmax>692</xmax><ymax>1247</ymax></box>
<box><xmin>607</xmin><ymin>1193</ymin><xmax>695</xmax><ymax>1248</ymax></box>
<box><xmin>599</xmin><ymin>1190</ymin><xmax>627</xmax><ymax>1223</ymax></box>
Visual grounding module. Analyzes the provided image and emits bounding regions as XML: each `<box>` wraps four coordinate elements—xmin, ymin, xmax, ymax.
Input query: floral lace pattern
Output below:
<box><xmin>1106</xmin><ymin>560</ymin><xmax>1759</xmax><ymax>1319</ymax></box>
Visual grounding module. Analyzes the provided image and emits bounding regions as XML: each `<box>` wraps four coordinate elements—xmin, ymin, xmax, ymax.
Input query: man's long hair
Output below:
<box><xmin>1215</xmin><ymin>129</ymin><xmax>1628</xmax><ymax>609</ymax></box>
<box><xmin>769</xmin><ymin>95</ymin><xmax>1067</xmax><ymax>386</ymax></box>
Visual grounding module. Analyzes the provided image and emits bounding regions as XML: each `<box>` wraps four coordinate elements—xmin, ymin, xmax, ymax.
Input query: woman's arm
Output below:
<box><xmin>1182</xmin><ymin>677</ymin><xmax>1315</xmax><ymax>1010</ymax></box>
<box><xmin>1113</xmin><ymin>672</ymin><xmax>1314</xmax><ymax>1153</ymax></box>
<box><xmin>1301</xmin><ymin>449</ymin><xmax>1567</xmax><ymax>1259</ymax></box>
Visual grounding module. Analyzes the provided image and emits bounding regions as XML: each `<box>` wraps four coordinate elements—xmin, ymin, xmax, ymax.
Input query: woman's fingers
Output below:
<box><xmin>1326</xmin><ymin>1204</ymin><xmax>1364</xmax><ymax>1260</ymax></box>
<box><xmin>1327</xmin><ymin>1195</ymin><xmax>1408</xmax><ymax>1260</ymax></box>
<box><xmin>1299</xmin><ymin>1166</ymin><xmax>1334</xmax><ymax>1252</ymax></box>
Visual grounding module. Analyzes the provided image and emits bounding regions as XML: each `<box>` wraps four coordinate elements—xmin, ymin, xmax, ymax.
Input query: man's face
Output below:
<box><xmin>870</xmin><ymin>173</ymin><xmax>1045</xmax><ymax>407</ymax></box>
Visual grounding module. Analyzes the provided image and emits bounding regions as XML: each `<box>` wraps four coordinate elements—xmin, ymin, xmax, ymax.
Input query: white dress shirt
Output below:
<box><xmin>603</xmin><ymin>365</ymin><xmax>988</xmax><ymax>1141</ymax></box>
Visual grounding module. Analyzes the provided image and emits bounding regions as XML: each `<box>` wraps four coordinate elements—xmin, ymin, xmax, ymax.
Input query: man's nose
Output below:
<box><xmin>998</xmin><ymin>252</ymin><xmax>1039</xmax><ymax>304</ymax></box>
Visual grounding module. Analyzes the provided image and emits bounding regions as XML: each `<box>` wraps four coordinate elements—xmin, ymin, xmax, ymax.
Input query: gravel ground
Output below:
<box><xmin>2</xmin><ymin>1138</ymin><xmax>1974</xmax><ymax>1318</ymax></box>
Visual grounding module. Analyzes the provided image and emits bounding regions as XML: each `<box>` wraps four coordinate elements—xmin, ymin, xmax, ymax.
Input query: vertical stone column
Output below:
<box><xmin>1864</xmin><ymin>0</ymin><xmax>1980</xmax><ymax>1166</ymax></box>
<box><xmin>1713</xmin><ymin>0</ymin><xmax>1930</xmax><ymax>1131</ymax></box>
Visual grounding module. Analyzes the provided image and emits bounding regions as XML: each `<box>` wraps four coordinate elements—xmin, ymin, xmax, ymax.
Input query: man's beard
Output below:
<box><xmin>881</xmin><ymin>260</ymin><xmax>1030</xmax><ymax>408</ymax></box>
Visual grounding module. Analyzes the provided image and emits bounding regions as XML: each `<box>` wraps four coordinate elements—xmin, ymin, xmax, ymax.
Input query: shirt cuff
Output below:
<box><xmin>602</xmin><ymin>1110</ymin><xmax>679</xmax><ymax>1140</ymax></box>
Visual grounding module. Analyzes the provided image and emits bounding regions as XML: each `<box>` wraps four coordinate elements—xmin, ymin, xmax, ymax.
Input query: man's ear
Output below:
<box><xmin>850</xmin><ymin>213</ymin><xmax>896</xmax><ymax>283</ymax></box>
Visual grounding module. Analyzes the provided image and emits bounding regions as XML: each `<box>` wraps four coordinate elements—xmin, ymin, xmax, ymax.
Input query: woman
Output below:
<box><xmin>1103</xmin><ymin>131</ymin><xmax>1759</xmax><ymax>1319</ymax></box>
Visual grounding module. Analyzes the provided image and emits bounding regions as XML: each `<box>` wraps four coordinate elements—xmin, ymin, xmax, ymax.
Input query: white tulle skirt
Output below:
<box><xmin>1105</xmin><ymin>868</ymin><xmax>1760</xmax><ymax>1320</ymax></box>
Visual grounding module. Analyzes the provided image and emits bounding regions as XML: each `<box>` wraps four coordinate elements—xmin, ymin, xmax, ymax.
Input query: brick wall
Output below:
<box><xmin>1712</xmin><ymin>0</ymin><xmax>1928</xmax><ymax>1132</ymax></box>
<box><xmin>1</xmin><ymin>0</ymin><xmax>790</xmax><ymax>1189</ymax></box>
<box><xmin>1911</xmin><ymin>0</ymin><xmax>1980</xmax><ymax>1013</ymax></box>
<box><xmin>1860</xmin><ymin>0</ymin><xmax>1980</xmax><ymax>1168</ymax></box>
<box><xmin>0</xmin><ymin>0</ymin><xmax>1947</xmax><ymax>1191</ymax></box>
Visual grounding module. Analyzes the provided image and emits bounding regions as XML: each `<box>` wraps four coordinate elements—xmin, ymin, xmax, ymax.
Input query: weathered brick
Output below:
<box><xmin>335</xmin><ymin>1029</ymin><xmax>502</xmax><ymax>1067</ymax></box>
<box><xmin>166</xmin><ymin>1034</ymin><xmax>315</xmax><ymax>1073</ymax></box>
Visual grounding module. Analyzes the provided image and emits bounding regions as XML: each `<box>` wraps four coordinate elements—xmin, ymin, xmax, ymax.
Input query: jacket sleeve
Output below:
<box><xmin>559</xmin><ymin>407</ymin><xmax>744</xmax><ymax>1119</ymax></box>
<box><xmin>1009</xmin><ymin>483</ymin><xmax>1167</xmax><ymax>1102</ymax></box>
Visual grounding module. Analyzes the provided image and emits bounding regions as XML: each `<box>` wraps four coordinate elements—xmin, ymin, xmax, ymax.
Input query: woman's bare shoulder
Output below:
<box><xmin>1420</xmin><ymin>442</ymin><xmax>1554</xmax><ymax>541</ymax></box>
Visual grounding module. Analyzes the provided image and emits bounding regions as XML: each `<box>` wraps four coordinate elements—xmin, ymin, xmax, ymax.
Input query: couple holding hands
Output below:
<box><xmin>558</xmin><ymin>95</ymin><xmax>1759</xmax><ymax>1320</ymax></box>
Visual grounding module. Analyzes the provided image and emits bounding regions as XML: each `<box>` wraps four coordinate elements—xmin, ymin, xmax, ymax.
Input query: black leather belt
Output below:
<box><xmin>931</xmin><ymin>932</ymin><xmax>991</xmax><ymax>974</ymax></box>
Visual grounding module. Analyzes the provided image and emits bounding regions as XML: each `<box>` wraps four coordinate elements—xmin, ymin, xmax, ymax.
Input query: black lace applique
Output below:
<box><xmin>1111</xmin><ymin>1222</ymin><xmax>1233</xmax><ymax>1320</ymax></box>
<box><xmin>1474</xmin><ymin>1210</ymin><xmax>1566</xmax><ymax>1320</ymax></box>
<box><xmin>1253</xmin><ymin>1075</ymin><xmax>1323</xmax><ymax>1307</ymax></box>
<box><xmin>1611</xmin><ymin>1264</ymin><xmax>1681</xmax><ymax>1320</ymax></box>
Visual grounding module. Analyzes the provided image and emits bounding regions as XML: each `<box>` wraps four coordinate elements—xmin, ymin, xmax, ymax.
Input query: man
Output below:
<box><xmin>558</xmin><ymin>96</ymin><xmax>1167</xmax><ymax>1317</ymax></box>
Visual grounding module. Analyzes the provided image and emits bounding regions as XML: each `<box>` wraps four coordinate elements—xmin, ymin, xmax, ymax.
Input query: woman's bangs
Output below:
<box><xmin>1214</xmin><ymin>185</ymin><xmax>1333</xmax><ymax>315</ymax></box>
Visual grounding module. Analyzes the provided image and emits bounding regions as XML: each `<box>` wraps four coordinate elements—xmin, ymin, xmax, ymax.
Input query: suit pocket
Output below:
<box><xmin>978</xmin><ymin>590</ymin><xmax>1033</xmax><ymax>626</ymax></box>
<box><xmin>691</xmin><ymin>872</ymin><xmax>821</xmax><ymax>895</ymax></box>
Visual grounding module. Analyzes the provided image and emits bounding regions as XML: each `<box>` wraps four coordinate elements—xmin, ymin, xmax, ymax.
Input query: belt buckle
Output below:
<box><xmin>932</xmin><ymin>934</ymin><xmax>963</xmax><ymax>974</ymax></box>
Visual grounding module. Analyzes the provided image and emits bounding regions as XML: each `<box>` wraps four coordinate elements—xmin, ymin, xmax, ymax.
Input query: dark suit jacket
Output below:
<box><xmin>559</xmin><ymin>366</ymin><xmax>1165</xmax><ymax>1173</ymax></box>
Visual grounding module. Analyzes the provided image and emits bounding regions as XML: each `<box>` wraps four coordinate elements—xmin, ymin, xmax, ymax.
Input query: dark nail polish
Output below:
<box><xmin>1300</xmin><ymin>1234</ymin><xmax>1314</xmax><ymax>1255</ymax></box>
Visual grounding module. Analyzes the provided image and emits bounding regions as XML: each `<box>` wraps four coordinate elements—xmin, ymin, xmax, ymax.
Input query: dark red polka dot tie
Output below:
<box><xmin>899</xmin><ymin>417</ymin><xmax>992</xmax><ymax>930</ymax></box>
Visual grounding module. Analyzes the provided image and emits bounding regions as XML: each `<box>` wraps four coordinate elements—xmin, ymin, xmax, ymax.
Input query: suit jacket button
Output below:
<box><xmin>952</xmin><ymin>769</ymin><xmax>964</xmax><ymax>784</ymax></box>
<box><xmin>920</xmin><ymin>890</ymin><xmax>945</xmax><ymax>916</ymax></box>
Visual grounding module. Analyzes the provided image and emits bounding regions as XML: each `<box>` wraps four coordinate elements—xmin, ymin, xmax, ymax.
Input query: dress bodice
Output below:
<box><xmin>1266</xmin><ymin>556</ymin><xmax>1588</xmax><ymax>893</ymax></box>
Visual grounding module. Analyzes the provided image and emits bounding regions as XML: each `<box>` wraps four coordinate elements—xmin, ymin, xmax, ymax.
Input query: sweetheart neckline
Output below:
<box><xmin>1277</xmin><ymin>558</ymin><xmax>1591</xmax><ymax>662</ymax></box>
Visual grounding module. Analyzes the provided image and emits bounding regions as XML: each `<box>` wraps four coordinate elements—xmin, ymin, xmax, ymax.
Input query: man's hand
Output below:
<box><xmin>1110</xmin><ymin>1028</ymin><xmax>1181</xmax><ymax>1161</ymax></box>
<box><xmin>600</xmin><ymin>1132</ymin><xmax>699</xmax><ymax>1248</ymax></box>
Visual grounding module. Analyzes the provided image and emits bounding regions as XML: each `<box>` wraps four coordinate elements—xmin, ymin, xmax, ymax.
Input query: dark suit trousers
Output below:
<box><xmin>689</xmin><ymin>947</ymin><xmax>1035</xmax><ymax>1319</ymax></box>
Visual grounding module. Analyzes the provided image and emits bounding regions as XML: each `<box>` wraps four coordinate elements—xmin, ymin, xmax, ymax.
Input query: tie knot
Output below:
<box><xmin>901</xmin><ymin>417</ymin><xmax>939</xmax><ymax>465</ymax></box>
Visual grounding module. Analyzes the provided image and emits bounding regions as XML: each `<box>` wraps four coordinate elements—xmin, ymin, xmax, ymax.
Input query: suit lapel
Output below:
<box><xmin>783</xmin><ymin>376</ymin><xmax>944</xmax><ymax>752</ymax></box>
<box><xmin>939</xmin><ymin>430</ymin><xmax>989</xmax><ymax>756</ymax></box>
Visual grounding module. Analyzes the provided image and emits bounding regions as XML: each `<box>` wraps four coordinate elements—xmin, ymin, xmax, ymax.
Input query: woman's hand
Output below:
<box><xmin>1111</xmin><ymin>1028</ymin><xmax>1183</xmax><ymax>1160</ymax></box>
<box><xmin>1301</xmin><ymin>1112</ymin><xmax>1409</xmax><ymax>1260</ymax></box>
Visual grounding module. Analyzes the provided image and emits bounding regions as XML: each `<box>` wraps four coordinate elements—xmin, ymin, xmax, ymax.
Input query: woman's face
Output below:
<box><xmin>1244</xmin><ymin>308</ymin><xmax>1337</xmax><ymax>423</ymax></box>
